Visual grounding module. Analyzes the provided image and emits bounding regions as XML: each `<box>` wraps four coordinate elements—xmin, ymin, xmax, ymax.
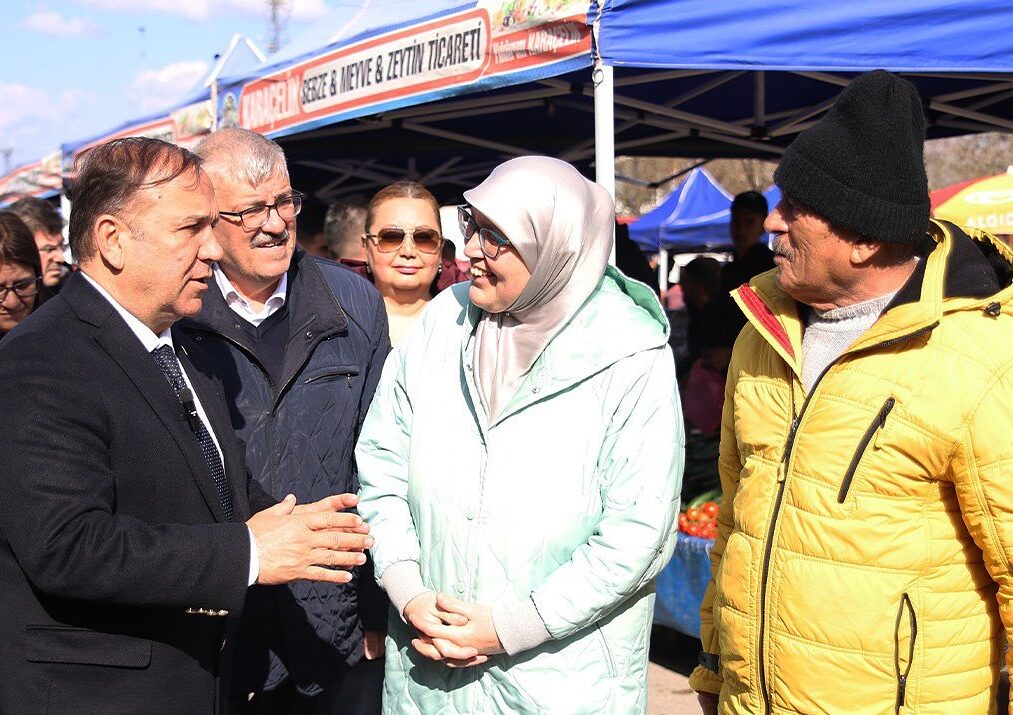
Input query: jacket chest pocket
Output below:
<box><xmin>302</xmin><ymin>365</ymin><xmax>359</xmax><ymax>389</ymax></box>
<box><xmin>838</xmin><ymin>396</ymin><xmax>896</xmax><ymax>503</ymax></box>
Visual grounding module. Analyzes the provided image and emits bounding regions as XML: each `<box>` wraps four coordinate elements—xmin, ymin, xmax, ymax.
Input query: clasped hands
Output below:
<box><xmin>247</xmin><ymin>492</ymin><xmax>373</xmax><ymax>585</ymax></box>
<box><xmin>403</xmin><ymin>591</ymin><xmax>503</xmax><ymax>668</ymax></box>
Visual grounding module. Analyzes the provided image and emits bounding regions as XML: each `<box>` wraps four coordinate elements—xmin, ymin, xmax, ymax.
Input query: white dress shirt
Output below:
<box><xmin>81</xmin><ymin>272</ymin><xmax>259</xmax><ymax>586</ymax></box>
<box><xmin>214</xmin><ymin>265</ymin><xmax>287</xmax><ymax>326</ymax></box>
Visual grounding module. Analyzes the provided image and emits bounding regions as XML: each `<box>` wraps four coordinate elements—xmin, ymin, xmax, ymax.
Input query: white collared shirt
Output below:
<box><xmin>80</xmin><ymin>271</ymin><xmax>259</xmax><ymax>585</ymax></box>
<box><xmin>214</xmin><ymin>266</ymin><xmax>287</xmax><ymax>327</ymax></box>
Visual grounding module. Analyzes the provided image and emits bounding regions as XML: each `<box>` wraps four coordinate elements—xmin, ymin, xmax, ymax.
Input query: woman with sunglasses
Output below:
<box><xmin>357</xmin><ymin>156</ymin><xmax>683</xmax><ymax>714</ymax></box>
<box><xmin>0</xmin><ymin>212</ymin><xmax>46</xmax><ymax>340</ymax></box>
<box><xmin>361</xmin><ymin>181</ymin><xmax>446</xmax><ymax>345</ymax></box>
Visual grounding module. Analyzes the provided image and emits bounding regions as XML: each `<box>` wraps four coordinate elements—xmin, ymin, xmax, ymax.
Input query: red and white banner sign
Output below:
<box><xmin>235</xmin><ymin>6</ymin><xmax>590</xmax><ymax>136</ymax></box>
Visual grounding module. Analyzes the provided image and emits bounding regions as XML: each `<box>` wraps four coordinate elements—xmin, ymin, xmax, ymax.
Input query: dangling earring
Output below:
<box><xmin>365</xmin><ymin>263</ymin><xmax>372</xmax><ymax>275</ymax></box>
<box><xmin>437</xmin><ymin>263</ymin><xmax>443</xmax><ymax>275</ymax></box>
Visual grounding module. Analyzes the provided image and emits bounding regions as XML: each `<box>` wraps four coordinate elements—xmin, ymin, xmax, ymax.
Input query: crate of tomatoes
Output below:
<box><xmin>654</xmin><ymin>488</ymin><xmax>721</xmax><ymax>637</ymax></box>
<box><xmin>677</xmin><ymin>488</ymin><xmax>720</xmax><ymax>540</ymax></box>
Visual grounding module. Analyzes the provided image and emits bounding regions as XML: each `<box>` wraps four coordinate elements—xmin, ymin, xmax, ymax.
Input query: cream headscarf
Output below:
<box><xmin>463</xmin><ymin>156</ymin><xmax>615</xmax><ymax>421</ymax></box>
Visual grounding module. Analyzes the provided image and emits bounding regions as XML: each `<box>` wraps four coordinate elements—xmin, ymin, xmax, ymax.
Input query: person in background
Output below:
<box><xmin>361</xmin><ymin>180</ymin><xmax>445</xmax><ymax>345</ymax></box>
<box><xmin>325</xmin><ymin>196</ymin><xmax>369</xmax><ymax>267</ymax></box>
<box><xmin>721</xmin><ymin>190</ymin><xmax>775</xmax><ymax>292</ymax></box>
<box><xmin>9</xmin><ymin>196</ymin><xmax>68</xmax><ymax>293</ymax></box>
<box><xmin>357</xmin><ymin>156</ymin><xmax>683</xmax><ymax>714</ymax></box>
<box><xmin>295</xmin><ymin>198</ymin><xmax>330</xmax><ymax>259</ymax></box>
<box><xmin>434</xmin><ymin>236</ymin><xmax>470</xmax><ymax>292</ymax></box>
<box><xmin>677</xmin><ymin>256</ymin><xmax>738</xmax><ymax>377</ymax></box>
<box><xmin>0</xmin><ymin>212</ymin><xmax>45</xmax><ymax>339</ymax></box>
<box><xmin>676</xmin><ymin>256</ymin><xmax>736</xmax><ymax>437</ymax></box>
<box><xmin>615</xmin><ymin>221</ymin><xmax>660</xmax><ymax>294</ymax></box>
<box><xmin>179</xmin><ymin>128</ymin><xmax>390</xmax><ymax>715</ymax></box>
<box><xmin>692</xmin><ymin>70</ymin><xmax>1013</xmax><ymax>715</ymax></box>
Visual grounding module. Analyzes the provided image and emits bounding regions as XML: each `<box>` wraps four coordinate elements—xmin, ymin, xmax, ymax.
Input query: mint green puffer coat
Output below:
<box><xmin>356</xmin><ymin>268</ymin><xmax>684</xmax><ymax>714</ymax></box>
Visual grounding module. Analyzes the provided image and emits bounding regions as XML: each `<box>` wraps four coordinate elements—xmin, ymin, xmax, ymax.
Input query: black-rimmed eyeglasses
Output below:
<box><xmin>219</xmin><ymin>191</ymin><xmax>305</xmax><ymax>230</ymax></box>
<box><xmin>457</xmin><ymin>205</ymin><xmax>511</xmax><ymax>259</ymax></box>
<box><xmin>0</xmin><ymin>276</ymin><xmax>41</xmax><ymax>301</ymax></box>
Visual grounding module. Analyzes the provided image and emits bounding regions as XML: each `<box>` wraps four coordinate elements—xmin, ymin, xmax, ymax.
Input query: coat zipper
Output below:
<box><xmin>895</xmin><ymin>593</ymin><xmax>917</xmax><ymax>713</ymax></box>
<box><xmin>756</xmin><ymin>322</ymin><xmax>937</xmax><ymax>714</ymax></box>
<box><xmin>837</xmin><ymin>397</ymin><xmax>896</xmax><ymax>503</ymax></box>
<box><xmin>303</xmin><ymin>369</ymin><xmax>357</xmax><ymax>387</ymax></box>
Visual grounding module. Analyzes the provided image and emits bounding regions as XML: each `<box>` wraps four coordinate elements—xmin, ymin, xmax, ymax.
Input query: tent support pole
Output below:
<box><xmin>593</xmin><ymin>59</ymin><xmax>615</xmax><ymax>263</ymax></box>
<box><xmin>659</xmin><ymin>247</ymin><xmax>670</xmax><ymax>295</ymax></box>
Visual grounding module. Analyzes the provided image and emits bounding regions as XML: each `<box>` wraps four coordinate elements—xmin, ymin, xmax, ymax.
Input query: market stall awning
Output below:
<box><xmin>0</xmin><ymin>152</ymin><xmax>63</xmax><ymax>205</ymax></box>
<box><xmin>931</xmin><ymin>170</ymin><xmax>1013</xmax><ymax>234</ymax></box>
<box><xmin>218</xmin><ymin>1</ymin><xmax>594</xmax><ymax>141</ymax></box>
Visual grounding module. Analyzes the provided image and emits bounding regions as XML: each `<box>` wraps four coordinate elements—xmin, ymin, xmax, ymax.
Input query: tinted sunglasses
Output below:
<box><xmin>365</xmin><ymin>227</ymin><xmax>442</xmax><ymax>254</ymax></box>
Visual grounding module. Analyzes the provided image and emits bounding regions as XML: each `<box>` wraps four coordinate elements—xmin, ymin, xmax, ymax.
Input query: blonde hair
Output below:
<box><xmin>365</xmin><ymin>181</ymin><xmax>441</xmax><ymax>233</ymax></box>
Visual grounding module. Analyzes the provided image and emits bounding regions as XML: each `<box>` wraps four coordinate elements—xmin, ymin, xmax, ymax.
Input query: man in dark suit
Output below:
<box><xmin>0</xmin><ymin>137</ymin><xmax>373</xmax><ymax>715</ymax></box>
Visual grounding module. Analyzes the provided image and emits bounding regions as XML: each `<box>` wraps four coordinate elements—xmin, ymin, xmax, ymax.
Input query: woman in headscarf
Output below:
<box><xmin>356</xmin><ymin>156</ymin><xmax>683</xmax><ymax>714</ymax></box>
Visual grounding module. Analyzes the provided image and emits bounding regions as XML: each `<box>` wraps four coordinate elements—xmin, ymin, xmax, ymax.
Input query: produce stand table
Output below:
<box><xmin>653</xmin><ymin>532</ymin><xmax>714</xmax><ymax>638</ymax></box>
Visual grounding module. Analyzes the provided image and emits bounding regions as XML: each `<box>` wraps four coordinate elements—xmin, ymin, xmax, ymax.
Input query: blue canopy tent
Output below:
<box><xmin>256</xmin><ymin>0</ymin><xmax>1013</xmax><ymax>203</ymax></box>
<box><xmin>630</xmin><ymin>173</ymin><xmax>782</xmax><ymax>253</ymax></box>
<box><xmin>589</xmin><ymin>0</ymin><xmax>1013</xmax><ymax>193</ymax></box>
<box><xmin>629</xmin><ymin>167</ymin><xmax>732</xmax><ymax>252</ymax></box>
<box><xmin>47</xmin><ymin>1</ymin><xmax>1013</xmax><ymax>212</ymax></box>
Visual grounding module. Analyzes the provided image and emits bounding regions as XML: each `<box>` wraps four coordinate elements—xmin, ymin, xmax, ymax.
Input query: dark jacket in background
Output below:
<box><xmin>0</xmin><ymin>274</ymin><xmax>272</xmax><ymax>715</ymax></box>
<box><xmin>720</xmin><ymin>243</ymin><xmax>777</xmax><ymax>339</ymax></box>
<box><xmin>721</xmin><ymin>242</ymin><xmax>776</xmax><ymax>292</ymax></box>
<box><xmin>615</xmin><ymin>223</ymin><xmax>660</xmax><ymax>294</ymax></box>
<box><xmin>180</xmin><ymin>250</ymin><xmax>391</xmax><ymax>696</ymax></box>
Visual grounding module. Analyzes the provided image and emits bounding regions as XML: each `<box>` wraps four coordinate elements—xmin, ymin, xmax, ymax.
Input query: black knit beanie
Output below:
<box><xmin>773</xmin><ymin>70</ymin><xmax>930</xmax><ymax>243</ymax></box>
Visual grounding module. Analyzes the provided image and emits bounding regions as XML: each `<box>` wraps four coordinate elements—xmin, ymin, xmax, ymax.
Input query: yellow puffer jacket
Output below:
<box><xmin>689</xmin><ymin>221</ymin><xmax>1013</xmax><ymax>715</ymax></box>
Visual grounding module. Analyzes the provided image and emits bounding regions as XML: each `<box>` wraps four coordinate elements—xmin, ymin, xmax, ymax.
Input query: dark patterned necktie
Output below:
<box><xmin>151</xmin><ymin>344</ymin><xmax>235</xmax><ymax>521</ymax></box>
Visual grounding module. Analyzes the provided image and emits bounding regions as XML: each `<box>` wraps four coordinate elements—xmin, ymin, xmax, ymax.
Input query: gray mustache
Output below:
<box><xmin>771</xmin><ymin>239</ymin><xmax>792</xmax><ymax>259</ymax></box>
<box><xmin>251</xmin><ymin>230</ymin><xmax>289</xmax><ymax>248</ymax></box>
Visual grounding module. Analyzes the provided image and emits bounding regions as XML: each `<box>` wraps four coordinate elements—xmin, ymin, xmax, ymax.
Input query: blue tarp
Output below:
<box><xmin>597</xmin><ymin>0</ymin><xmax>1013</xmax><ymax>72</ymax></box>
<box><xmin>654</xmin><ymin>532</ymin><xmax>713</xmax><ymax>638</ymax></box>
<box><xmin>630</xmin><ymin>167</ymin><xmax>732</xmax><ymax>252</ymax></box>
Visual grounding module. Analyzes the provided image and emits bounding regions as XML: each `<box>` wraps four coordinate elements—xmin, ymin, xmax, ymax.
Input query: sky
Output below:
<box><xmin>0</xmin><ymin>0</ymin><xmax>350</xmax><ymax>169</ymax></box>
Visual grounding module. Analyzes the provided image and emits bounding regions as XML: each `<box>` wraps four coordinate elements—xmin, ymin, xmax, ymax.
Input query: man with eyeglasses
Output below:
<box><xmin>179</xmin><ymin>128</ymin><xmax>390</xmax><ymax>715</ymax></box>
<box><xmin>9</xmin><ymin>196</ymin><xmax>70</xmax><ymax>293</ymax></box>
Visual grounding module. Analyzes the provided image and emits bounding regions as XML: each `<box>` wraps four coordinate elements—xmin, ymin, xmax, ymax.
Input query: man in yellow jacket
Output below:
<box><xmin>691</xmin><ymin>69</ymin><xmax>1013</xmax><ymax>715</ymax></box>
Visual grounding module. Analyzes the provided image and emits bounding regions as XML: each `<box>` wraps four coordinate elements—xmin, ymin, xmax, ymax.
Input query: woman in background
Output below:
<box><xmin>362</xmin><ymin>181</ymin><xmax>445</xmax><ymax>345</ymax></box>
<box><xmin>0</xmin><ymin>212</ymin><xmax>45</xmax><ymax>340</ymax></box>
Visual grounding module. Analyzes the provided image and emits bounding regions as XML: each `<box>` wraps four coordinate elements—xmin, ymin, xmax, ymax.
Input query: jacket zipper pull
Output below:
<box><xmin>874</xmin><ymin>398</ymin><xmax>895</xmax><ymax>450</ymax></box>
<box><xmin>346</xmin><ymin>375</ymin><xmax>352</xmax><ymax>389</ymax></box>
<box><xmin>779</xmin><ymin>418</ymin><xmax>800</xmax><ymax>482</ymax></box>
<box><xmin>896</xmin><ymin>674</ymin><xmax>907</xmax><ymax>713</ymax></box>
